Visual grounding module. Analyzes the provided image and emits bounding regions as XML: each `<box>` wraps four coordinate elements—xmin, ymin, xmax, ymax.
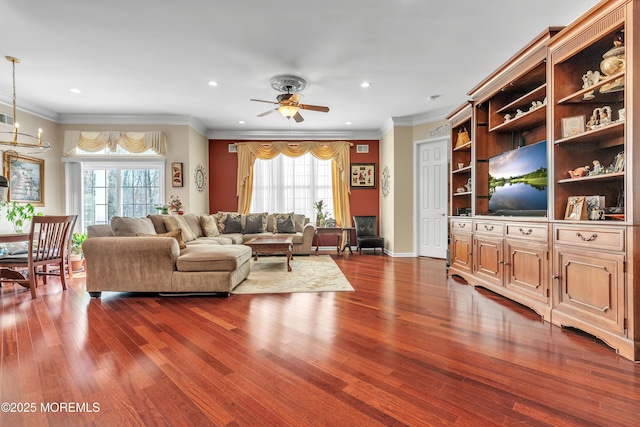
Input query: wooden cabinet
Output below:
<box><xmin>447</xmin><ymin>103</ymin><xmax>473</xmax><ymax>217</ymax></box>
<box><xmin>449</xmin><ymin>219</ymin><xmax>473</xmax><ymax>279</ymax></box>
<box><xmin>447</xmin><ymin>0</ymin><xmax>640</xmax><ymax>360</ymax></box>
<box><xmin>546</xmin><ymin>0</ymin><xmax>638</xmax><ymax>361</ymax></box>
<box><xmin>469</xmin><ymin>220</ymin><xmax>552</xmax><ymax>321</ymax></box>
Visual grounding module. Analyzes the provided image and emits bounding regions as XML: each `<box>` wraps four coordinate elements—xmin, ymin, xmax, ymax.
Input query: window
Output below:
<box><xmin>251</xmin><ymin>153</ymin><xmax>333</xmax><ymax>221</ymax></box>
<box><xmin>79</xmin><ymin>161</ymin><xmax>164</xmax><ymax>231</ymax></box>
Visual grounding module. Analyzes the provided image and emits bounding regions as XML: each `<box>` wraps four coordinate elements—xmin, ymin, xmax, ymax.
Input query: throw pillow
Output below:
<box><xmin>182</xmin><ymin>213</ymin><xmax>204</xmax><ymax>238</ymax></box>
<box><xmin>293</xmin><ymin>214</ymin><xmax>306</xmax><ymax>233</ymax></box>
<box><xmin>276</xmin><ymin>215</ymin><xmax>296</xmax><ymax>234</ymax></box>
<box><xmin>244</xmin><ymin>213</ymin><xmax>265</xmax><ymax>234</ymax></box>
<box><xmin>216</xmin><ymin>211</ymin><xmax>237</xmax><ymax>233</ymax></box>
<box><xmin>162</xmin><ymin>215</ymin><xmax>197</xmax><ymax>242</ymax></box>
<box><xmin>272</xmin><ymin>212</ymin><xmax>294</xmax><ymax>233</ymax></box>
<box><xmin>137</xmin><ymin>229</ymin><xmax>187</xmax><ymax>249</ymax></box>
<box><xmin>223</xmin><ymin>213</ymin><xmax>243</xmax><ymax>234</ymax></box>
<box><xmin>200</xmin><ymin>214</ymin><xmax>220</xmax><ymax>237</ymax></box>
<box><xmin>111</xmin><ymin>216</ymin><xmax>156</xmax><ymax>236</ymax></box>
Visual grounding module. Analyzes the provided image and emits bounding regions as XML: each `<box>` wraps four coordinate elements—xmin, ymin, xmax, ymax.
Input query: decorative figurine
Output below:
<box><xmin>599</xmin><ymin>106</ymin><xmax>612</xmax><ymax>126</ymax></box>
<box><xmin>589</xmin><ymin>160</ymin><xmax>604</xmax><ymax>176</ymax></box>
<box><xmin>504</xmin><ymin>113</ymin><xmax>512</xmax><ymax>122</ymax></box>
<box><xmin>515</xmin><ymin>109</ymin><xmax>523</xmax><ymax>118</ymax></box>
<box><xmin>587</xmin><ymin>111</ymin><xmax>599</xmax><ymax>129</ymax></box>
<box><xmin>568</xmin><ymin>165</ymin><xmax>591</xmax><ymax>178</ymax></box>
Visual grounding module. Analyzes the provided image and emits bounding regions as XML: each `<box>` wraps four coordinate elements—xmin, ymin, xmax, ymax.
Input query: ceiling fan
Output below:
<box><xmin>250</xmin><ymin>75</ymin><xmax>329</xmax><ymax>123</ymax></box>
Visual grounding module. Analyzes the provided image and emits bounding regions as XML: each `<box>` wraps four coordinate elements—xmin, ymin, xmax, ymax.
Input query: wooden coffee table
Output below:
<box><xmin>244</xmin><ymin>236</ymin><xmax>293</xmax><ymax>272</ymax></box>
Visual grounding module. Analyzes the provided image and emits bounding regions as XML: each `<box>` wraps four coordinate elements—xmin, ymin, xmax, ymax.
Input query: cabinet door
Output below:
<box><xmin>450</xmin><ymin>231</ymin><xmax>472</xmax><ymax>274</ymax></box>
<box><xmin>474</xmin><ymin>235</ymin><xmax>503</xmax><ymax>286</ymax></box>
<box><xmin>505</xmin><ymin>240</ymin><xmax>548</xmax><ymax>303</ymax></box>
<box><xmin>554</xmin><ymin>246</ymin><xmax>625</xmax><ymax>335</ymax></box>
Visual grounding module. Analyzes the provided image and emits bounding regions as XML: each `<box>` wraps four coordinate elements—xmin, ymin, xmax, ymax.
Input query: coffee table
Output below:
<box><xmin>244</xmin><ymin>235</ymin><xmax>293</xmax><ymax>272</ymax></box>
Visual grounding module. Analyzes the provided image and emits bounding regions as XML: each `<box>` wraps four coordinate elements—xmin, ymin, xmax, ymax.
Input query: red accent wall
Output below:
<box><xmin>208</xmin><ymin>139</ymin><xmax>380</xmax><ymax>221</ymax></box>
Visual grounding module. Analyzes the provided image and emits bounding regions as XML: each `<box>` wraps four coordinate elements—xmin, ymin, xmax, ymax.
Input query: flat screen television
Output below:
<box><xmin>487</xmin><ymin>140</ymin><xmax>548</xmax><ymax>217</ymax></box>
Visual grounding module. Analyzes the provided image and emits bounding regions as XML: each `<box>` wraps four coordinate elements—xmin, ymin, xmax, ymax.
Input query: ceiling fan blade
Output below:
<box><xmin>250</xmin><ymin>98</ymin><xmax>279</xmax><ymax>105</ymax></box>
<box><xmin>293</xmin><ymin>111</ymin><xmax>304</xmax><ymax>123</ymax></box>
<box><xmin>257</xmin><ymin>108</ymin><xmax>277</xmax><ymax>117</ymax></box>
<box><xmin>299</xmin><ymin>104</ymin><xmax>329</xmax><ymax>113</ymax></box>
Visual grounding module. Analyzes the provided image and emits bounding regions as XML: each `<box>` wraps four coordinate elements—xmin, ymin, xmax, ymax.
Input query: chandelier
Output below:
<box><xmin>0</xmin><ymin>56</ymin><xmax>51</xmax><ymax>154</ymax></box>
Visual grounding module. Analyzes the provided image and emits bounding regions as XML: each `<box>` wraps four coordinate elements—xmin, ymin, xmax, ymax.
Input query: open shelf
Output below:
<box><xmin>557</xmin><ymin>71</ymin><xmax>625</xmax><ymax>104</ymax></box>
<box><xmin>557</xmin><ymin>171</ymin><xmax>624</xmax><ymax>184</ymax></box>
<box><xmin>489</xmin><ymin>106</ymin><xmax>545</xmax><ymax>132</ymax></box>
<box><xmin>555</xmin><ymin>121</ymin><xmax>624</xmax><ymax>145</ymax></box>
<box><xmin>452</xmin><ymin>165</ymin><xmax>472</xmax><ymax>174</ymax></box>
<box><xmin>497</xmin><ymin>83</ymin><xmax>547</xmax><ymax>114</ymax></box>
<box><xmin>453</xmin><ymin>140</ymin><xmax>472</xmax><ymax>151</ymax></box>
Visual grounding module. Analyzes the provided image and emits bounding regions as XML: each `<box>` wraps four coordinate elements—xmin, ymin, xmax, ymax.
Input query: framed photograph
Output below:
<box><xmin>561</xmin><ymin>115</ymin><xmax>586</xmax><ymax>138</ymax></box>
<box><xmin>171</xmin><ymin>162</ymin><xmax>183</xmax><ymax>187</ymax></box>
<box><xmin>564</xmin><ymin>196</ymin><xmax>587</xmax><ymax>220</ymax></box>
<box><xmin>3</xmin><ymin>152</ymin><xmax>45</xmax><ymax>206</ymax></box>
<box><xmin>350</xmin><ymin>163</ymin><xmax>376</xmax><ymax>188</ymax></box>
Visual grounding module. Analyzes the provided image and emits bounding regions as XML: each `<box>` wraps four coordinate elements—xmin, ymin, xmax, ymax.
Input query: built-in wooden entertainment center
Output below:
<box><xmin>447</xmin><ymin>0</ymin><xmax>639</xmax><ymax>361</ymax></box>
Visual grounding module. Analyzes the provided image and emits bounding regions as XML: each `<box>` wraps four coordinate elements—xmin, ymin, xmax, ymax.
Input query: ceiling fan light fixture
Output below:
<box><xmin>278</xmin><ymin>105</ymin><xmax>299</xmax><ymax>118</ymax></box>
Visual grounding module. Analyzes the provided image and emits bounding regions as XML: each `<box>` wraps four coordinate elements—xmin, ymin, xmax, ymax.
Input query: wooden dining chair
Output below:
<box><xmin>0</xmin><ymin>215</ymin><xmax>77</xmax><ymax>299</ymax></box>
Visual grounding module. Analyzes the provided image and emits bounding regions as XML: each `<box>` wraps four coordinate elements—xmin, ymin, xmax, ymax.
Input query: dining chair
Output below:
<box><xmin>0</xmin><ymin>215</ymin><xmax>77</xmax><ymax>299</ymax></box>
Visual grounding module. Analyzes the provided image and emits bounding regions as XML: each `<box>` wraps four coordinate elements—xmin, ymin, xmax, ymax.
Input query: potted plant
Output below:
<box><xmin>155</xmin><ymin>204</ymin><xmax>170</xmax><ymax>215</ymax></box>
<box><xmin>3</xmin><ymin>202</ymin><xmax>43</xmax><ymax>233</ymax></box>
<box><xmin>70</xmin><ymin>232</ymin><xmax>87</xmax><ymax>271</ymax></box>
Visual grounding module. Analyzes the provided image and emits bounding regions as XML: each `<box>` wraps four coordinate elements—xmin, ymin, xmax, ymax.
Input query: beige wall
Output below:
<box><xmin>0</xmin><ymin>105</ymin><xmax>63</xmax><ymax>233</ymax></box>
<box><xmin>187</xmin><ymin>126</ymin><xmax>209</xmax><ymax>214</ymax></box>
<box><xmin>379</xmin><ymin>127</ymin><xmax>395</xmax><ymax>253</ymax></box>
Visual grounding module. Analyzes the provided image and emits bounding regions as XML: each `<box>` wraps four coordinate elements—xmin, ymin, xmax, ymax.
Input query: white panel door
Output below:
<box><xmin>418</xmin><ymin>139</ymin><xmax>448</xmax><ymax>258</ymax></box>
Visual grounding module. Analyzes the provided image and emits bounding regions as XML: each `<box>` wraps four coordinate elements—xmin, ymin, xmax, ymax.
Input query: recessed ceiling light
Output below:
<box><xmin>69</xmin><ymin>88</ymin><xmax>81</xmax><ymax>94</ymax></box>
<box><xmin>238</xmin><ymin>120</ymin><xmax>245</xmax><ymax>124</ymax></box>
<box><xmin>208</xmin><ymin>81</ymin><xmax>218</xmax><ymax>87</ymax></box>
<box><xmin>360</xmin><ymin>82</ymin><xmax>371</xmax><ymax>88</ymax></box>
<box><xmin>345</xmin><ymin>121</ymin><xmax>352</xmax><ymax>125</ymax></box>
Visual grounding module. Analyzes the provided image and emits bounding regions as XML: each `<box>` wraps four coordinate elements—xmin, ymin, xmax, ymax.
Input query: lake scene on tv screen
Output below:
<box><xmin>488</xmin><ymin>141</ymin><xmax>548</xmax><ymax>212</ymax></box>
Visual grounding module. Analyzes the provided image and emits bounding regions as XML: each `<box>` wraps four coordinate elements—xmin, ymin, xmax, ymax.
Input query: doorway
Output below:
<box><xmin>415</xmin><ymin>136</ymin><xmax>449</xmax><ymax>258</ymax></box>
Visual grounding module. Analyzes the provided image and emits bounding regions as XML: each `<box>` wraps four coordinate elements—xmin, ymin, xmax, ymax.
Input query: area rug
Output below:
<box><xmin>231</xmin><ymin>255</ymin><xmax>355</xmax><ymax>294</ymax></box>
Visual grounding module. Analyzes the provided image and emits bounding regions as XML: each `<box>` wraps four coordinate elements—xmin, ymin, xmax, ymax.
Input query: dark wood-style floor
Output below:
<box><xmin>1</xmin><ymin>253</ymin><xmax>639</xmax><ymax>426</ymax></box>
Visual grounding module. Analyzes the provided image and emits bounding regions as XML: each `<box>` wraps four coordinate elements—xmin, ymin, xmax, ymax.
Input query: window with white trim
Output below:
<box><xmin>82</xmin><ymin>162</ymin><xmax>163</xmax><ymax>229</ymax></box>
<box><xmin>250</xmin><ymin>153</ymin><xmax>333</xmax><ymax>222</ymax></box>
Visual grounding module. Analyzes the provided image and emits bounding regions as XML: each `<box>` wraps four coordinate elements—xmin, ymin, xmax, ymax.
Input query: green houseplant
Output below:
<box><xmin>3</xmin><ymin>202</ymin><xmax>43</xmax><ymax>233</ymax></box>
<box><xmin>70</xmin><ymin>232</ymin><xmax>87</xmax><ymax>271</ymax></box>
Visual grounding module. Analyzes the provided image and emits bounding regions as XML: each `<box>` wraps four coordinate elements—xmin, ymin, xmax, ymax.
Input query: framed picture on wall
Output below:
<box><xmin>171</xmin><ymin>162</ymin><xmax>183</xmax><ymax>187</ymax></box>
<box><xmin>3</xmin><ymin>152</ymin><xmax>45</xmax><ymax>206</ymax></box>
<box><xmin>350</xmin><ymin>163</ymin><xmax>376</xmax><ymax>188</ymax></box>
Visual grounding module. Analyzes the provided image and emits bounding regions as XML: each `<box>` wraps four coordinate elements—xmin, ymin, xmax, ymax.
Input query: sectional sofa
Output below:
<box><xmin>83</xmin><ymin>212</ymin><xmax>315</xmax><ymax>297</ymax></box>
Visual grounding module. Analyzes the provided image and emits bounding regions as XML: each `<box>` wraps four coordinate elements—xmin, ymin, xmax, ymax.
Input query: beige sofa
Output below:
<box><xmin>83</xmin><ymin>212</ymin><xmax>315</xmax><ymax>297</ymax></box>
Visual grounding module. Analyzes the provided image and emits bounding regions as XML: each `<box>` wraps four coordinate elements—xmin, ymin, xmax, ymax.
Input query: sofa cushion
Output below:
<box><xmin>147</xmin><ymin>214</ymin><xmax>169</xmax><ymax>234</ymax></box>
<box><xmin>217</xmin><ymin>212</ymin><xmax>240</xmax><ymax>233</ymax></box>
<box><xmin>275</xmin><ymin>214</ymin><xmax>296</xmax><ymax>234</ymax></box>
<box><xmin>111</xmin><ymin>216</ymin><xmax>156</xmax><ymax>236</ymax></box>
<box><xmin>137</xmin><ymin>229</ymin><xmax>187</xmax><ymax>249</ymax></box>
<box><xmin>222</xmin><ymin>213</ymin><xmax>243</xmax><ymax>234</ymax></box>
<box><xmin>293</xmin><ymin>214</ymin><xmax>306</xmax><ymax>233</ymax></box>
<box><xmin>200</xmin><ymin>214</ymin><xmax>220</xmax><ymax>237</ymax></box>
<box><xmin>272</xmin><ymin>213</ymin><xmax>294</xmax><ymax>233</ymax></box>
<box><xmin>182</xmin><ymin>213</ymin><xmax>204</xmax><ymax>238</ymax></box>
<box><xmin>163</xmin><ymin>215</ymin><xmax>197</xmax><ymax>242</ymax></box>
<box><xmin>176</xmin><ymin>245</ymin><xmax>252</xmax><ymax>272</ymax></box>
<box><xmin>244</xmin><ymin>213</ymin><xmax>267</xmax><ymax>234</ymax></box>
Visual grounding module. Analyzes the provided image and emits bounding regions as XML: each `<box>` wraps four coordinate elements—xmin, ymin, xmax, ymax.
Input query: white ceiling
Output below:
<box><xmin>0</xmin><ymin>0</ymin><xmax>600</xmax><ymax>139</ymax></box>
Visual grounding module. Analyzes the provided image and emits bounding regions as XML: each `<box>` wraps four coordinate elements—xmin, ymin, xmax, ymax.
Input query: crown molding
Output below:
<box><xmin>57</xmin><ymin>113</ymin><xmax>208</xmax><ymax>134</ymax></box>
<box><xmin>0</xmin><ymin>91</ymin><xmax>60</xmax><ymax>123</ymax></box>
<box><xmin>207</xmin><ymin>128</ymin><xmax>381</xmax><ymax>140</ymax></box>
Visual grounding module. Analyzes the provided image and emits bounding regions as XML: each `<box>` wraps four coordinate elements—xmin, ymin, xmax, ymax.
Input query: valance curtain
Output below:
<box><xmin>63</xmin><ymin>131</ymin><xmax>167</xmax><ymax>156</ymax></box>
<box><xmin>236</xmin><ymin>141</ymin><xmax>352</xmax><ymax>227</ymax></box>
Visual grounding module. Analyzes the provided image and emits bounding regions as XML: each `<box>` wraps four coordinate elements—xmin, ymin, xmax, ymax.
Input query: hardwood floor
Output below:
<box><xmin>1</xmin><ymin>254</ymin><xmax>639</xmax><ymax>426</ymax></box>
